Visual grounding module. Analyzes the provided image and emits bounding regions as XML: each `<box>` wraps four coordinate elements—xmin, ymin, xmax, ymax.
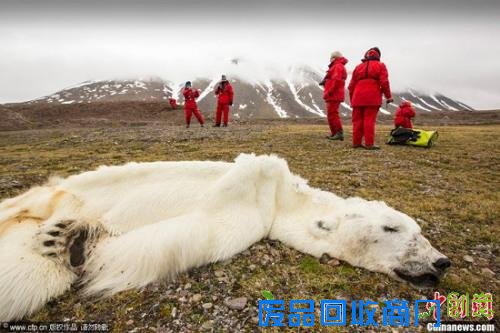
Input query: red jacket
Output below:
<box><xmin>348</xmin><ymin>51</ymin><xmax>392</xmax><ymax>107</ymax></box>
<box><xmin>215</xmin><ymin>81</ymin><xmax>234</xmax><ymax>105</ymax></box>
<box><xmin>182</xmin><ymin>88</ymin><xmax>200</xmax><ymax>108</ymax></box>
<box><xmin>394</xmin><ymin>101</ymin><xmax>416</xmax><ymax>128</ymax></box>
<box><xmin>323</xmin><ymin>57</ymin><xmax>348</xmax><ymax>102</ymax></box>
<box><xmin>169</xmin><ymin>98</ymin><xmax>177</xmax><ymax>109</ymax></box>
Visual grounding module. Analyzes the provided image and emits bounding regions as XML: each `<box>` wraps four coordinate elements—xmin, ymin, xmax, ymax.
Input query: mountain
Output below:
<box><xmin>26</xmin><ymin>67</ymin><xmax>473</xmax><ymax>118</ymax></box>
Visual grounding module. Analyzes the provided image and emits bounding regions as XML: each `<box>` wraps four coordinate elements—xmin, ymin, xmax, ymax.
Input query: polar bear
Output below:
<box><xmin>0</xmin><ymin>153</ymin><xmax>450</xmax><ymax>321</ymax></box>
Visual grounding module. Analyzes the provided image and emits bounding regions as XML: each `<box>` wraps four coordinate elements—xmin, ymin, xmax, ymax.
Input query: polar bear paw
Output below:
<box><xmin>35</xmin><ymin>219</ymin><xmax>75</xmax><ymax>260</ymax></box>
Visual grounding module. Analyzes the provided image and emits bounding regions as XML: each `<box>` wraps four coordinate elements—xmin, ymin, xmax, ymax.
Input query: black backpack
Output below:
<box><xmin>387</xmin><ymin>127</ymin><xmax>420</xmax><ymax>145</ymax></box>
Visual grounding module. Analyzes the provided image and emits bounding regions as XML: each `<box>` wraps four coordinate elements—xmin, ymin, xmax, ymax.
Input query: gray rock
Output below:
<box><xmin>202</xmin><ymin>302</ymin><xmax>213</xmax><ymax>309</ymax></box>
<box><xmin>201</xmin><ymin>320</ymin><xmax>213</xmax><ymax>330</ymax></box>
<box><xmin>481</xmin><ymin>268</ymin><xmax>495</xmax><ymax>277</ymax></box>
<box><xmin>463</xmin><ymin>255</ymin><xmax>474</xmax><ymax>263</ymax></box>
<box><xmin>327</xmin><ymin>259</ymin><xmax>341</xmax><ymax>266</ymax></box>
<box><xmin>226</xmin><ymin>297</ymin><xmax>248</xmax><ymax>310</ymax></box>
<box><xmin>191</xmin><ymin>293</ymin><xmax>203</xmax><ymax>303</ymax></box>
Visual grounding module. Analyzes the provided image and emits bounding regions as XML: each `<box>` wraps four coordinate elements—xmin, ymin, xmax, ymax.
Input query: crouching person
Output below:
<box><xmin>320</xmin><ymin>51</ymin><xmax>348</xmax><ymax>141</ymax></box>
<box><xmin>169</xmin><ymin>98</ymin><xmax>178</xmax><ymax>110</ymax></box>
<box><xmin>182</xmin><ymin>81</ymin><xmax>205</xmax><ymax>128</ymax></box>
<box><xmin>394</xmin><ymin>100</ymin><xmax>416</xmax><ymax>129</ymax></box>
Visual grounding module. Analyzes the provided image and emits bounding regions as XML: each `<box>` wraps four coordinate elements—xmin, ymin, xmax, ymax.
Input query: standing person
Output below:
<box><xmin>182</xmin><ymin>81</ymin><xmax>204</xmax><ymax>128</ymax></box>
<box><xmin>394</xmin><ymin>100</ymin><xmax>416</xmax><ymax>129</ymax></box>
<box><xmin>214</xmin><ymin>75</ymin><xmax>234</xmax><ymax>127</ymax></box>
<box><xmin>348</xmin><ymin>47</ymin><xmax>393</xmax><ymax>149</ymax></box>
<box><xmin>320</xmin><ymin>51</ymin><xmax>348</xmax><ymax>140</ymax></box>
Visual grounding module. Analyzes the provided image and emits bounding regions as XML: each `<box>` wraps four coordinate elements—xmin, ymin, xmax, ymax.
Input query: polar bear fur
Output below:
<box><xmin>0</xmin><ymin>153</ymin><xmax>449</xmax><ymax>321</ymax></box>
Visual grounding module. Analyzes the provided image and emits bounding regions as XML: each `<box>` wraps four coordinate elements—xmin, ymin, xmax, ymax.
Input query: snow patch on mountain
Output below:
<box><xmin>286</xmin><ymin>79</ymin><xmax>325</xmax><ymax>117</ymax></box>
<box><xmin>264</xmin><ymin>81</ymin><xmax>288</xmax><ymax>118</ymax></box>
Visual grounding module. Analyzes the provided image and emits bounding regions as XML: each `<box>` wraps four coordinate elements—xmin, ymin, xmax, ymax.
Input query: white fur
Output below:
<box><xmin>0</xmin><ymin>153</ymin><xmax>447</xmax><ymax>321</ymax></box>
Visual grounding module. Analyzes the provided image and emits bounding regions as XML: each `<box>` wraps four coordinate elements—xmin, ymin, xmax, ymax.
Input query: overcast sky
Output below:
<box><xmin>1</xmin><ymin>0</ymin><xmax>499</xmax><ymax>109</ymax></box>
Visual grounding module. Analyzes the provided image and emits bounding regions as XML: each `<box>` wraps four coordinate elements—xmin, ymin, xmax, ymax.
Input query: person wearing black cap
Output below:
<box><xmin>214</xmin><ymin>75</ymin><xmax>234</xmax><ymax>127</ymax></box>
<box><xmin>348</xmin><ymin>47</ymin><xmax>393</xmax><ymax>149</ymax></box>
<box><xmin>182</xmin><ymin>81</ymin><xmax>205</xmax><ymax>128</ymax></box>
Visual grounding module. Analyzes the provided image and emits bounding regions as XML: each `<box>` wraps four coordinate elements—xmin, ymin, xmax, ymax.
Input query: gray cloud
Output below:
<box><xmin>1</xmin><ymin>0</ymin><xmax>499</xmax><ymax>108</ymax></box>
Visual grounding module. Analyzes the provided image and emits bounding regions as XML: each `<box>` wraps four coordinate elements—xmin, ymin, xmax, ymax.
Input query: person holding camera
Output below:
<box><xmin>214</xmin><ymin>75</ymin><xmax>234</xmax><ymax>127</ymax></box>
<box><xmin>182</xmin><ymin>81</ymin><xmax>205</xmax><ymax>128</ymax></box>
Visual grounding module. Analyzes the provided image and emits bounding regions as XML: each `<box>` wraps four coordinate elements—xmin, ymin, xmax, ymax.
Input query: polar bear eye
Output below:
<box><xmin>316</xmin><ymin>220</ymin><xmax>331</xmax><ymax>231</ymax></box>
<box><xmin>383</xmin><ymin>226</ymin><xmax>399</xmax><ymax>233</ymax></box>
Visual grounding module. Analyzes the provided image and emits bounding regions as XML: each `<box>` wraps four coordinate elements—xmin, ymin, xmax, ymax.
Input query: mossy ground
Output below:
<box><xmin>0</xmin><ymin>123</ymin><xmax>498</xmax><ymax>332</ymax></box>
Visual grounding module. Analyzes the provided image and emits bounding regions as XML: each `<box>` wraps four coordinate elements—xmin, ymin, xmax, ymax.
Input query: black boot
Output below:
<box><xmin>328</xmin><ymin>131</ymin><xmax>344</xmax><ymax>141</ymax></box>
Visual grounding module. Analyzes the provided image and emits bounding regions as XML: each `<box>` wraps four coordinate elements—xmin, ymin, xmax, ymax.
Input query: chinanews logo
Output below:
<box><xmin>257</xmin><ymin>291</ymin><xmax>494</xmax><ymax>328</ymax></box>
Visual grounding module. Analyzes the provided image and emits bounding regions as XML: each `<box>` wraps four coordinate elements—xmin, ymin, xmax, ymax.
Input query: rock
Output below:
<box><xmin>319</xmin><ymin>253</ymin><xmax>331</xmax><ymax>264</ymax></box>
<box><xmin>192</xmin><ymin>293</ymin><xmax>203</xmax><ymax>303</ymax></box>
<box><xmin>202</xmin><ymin>302</ymin><xmax>213</xmax><ymax>309</ymax></box>
<box><xmin>226</xmin><ymin>297</ymin><xmax>248</xmax><ymax>310</ymax></box>
<box><xmin>327</xmin><ymin>259</ymin><xmax>341</xmax><ymax>266</ymax></box>
<box><xmin>249</xmin><ymin>264</ymin><xmax>257</xmax><ymax>271</ymax></box>
<box><xmin>171</xmin><ymin>307</ymin><xmax>177</xmax><ymax>318</ymax></box>
<box><xmin>481</xmin><ymin>268</ymin><xmax>495</xmax><ymax>277</ymax></box>
<box><xmin>126</xmin><ymin>320</ymin><xmax>134</xmax><ymax>326</ymax></box>
<box><xmin>184</xmin><ymin>283</ymin><xmax>191</xmax><ymax>290</ymax></box>
<box><xmin>463</xmin><ymin>255</ymin><xmax>474</xmax><ymax>263</ymax></box>
<box><xmin>201</xmin><ymin>320</ymin><xmax>213</xmax><ymax>330</ymax></box>
<box><xmin>214</xmin><ymin>270</ymin><xmax>224</xmax><ymax>277</ymax></box>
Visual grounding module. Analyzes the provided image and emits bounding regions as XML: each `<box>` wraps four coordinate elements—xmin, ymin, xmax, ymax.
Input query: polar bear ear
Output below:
<box><xmin>309</xmin><ymin>219</ymin><xmax>338</xmax><ymax>238</ymax></box>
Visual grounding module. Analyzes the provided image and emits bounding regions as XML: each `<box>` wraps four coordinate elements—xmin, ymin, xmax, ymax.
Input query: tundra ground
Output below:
<box><xmin>0</xmin><ymin>123</ymin><xmax>498</xmax><ymax>332</ymax></box>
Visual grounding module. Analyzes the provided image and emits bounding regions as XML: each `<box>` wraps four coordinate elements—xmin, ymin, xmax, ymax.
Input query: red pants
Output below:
<box><xmin>215</xmin><ymin>103</ymin><xmax>230</xmax><ymax>125</ymax></box>
<box><xmin>326</xmin><ymin>101</ymin><xmax>343</xmax><ymax>135</ymax></box>
<box><xmin>352</xmin><ymin>106</ymin><xmax>379</xmax><ymax>146</ymax></box>
<box><xmin>184</xmin><ymin>106</ymin><xmax>204</xmax><ymax>126</ymax></box>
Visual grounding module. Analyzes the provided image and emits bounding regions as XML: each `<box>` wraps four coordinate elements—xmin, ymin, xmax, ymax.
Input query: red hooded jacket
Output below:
<box><xmin>348</xmin><ymin>49</ymin><xmax>392</xmax><ymax>107</ymax></box>
<box><xmin>323</xmin><ymin>57</ymin><xmax>348</xmax><ymax>102</ymax></box>
<box><xmin>394</xmin><ymin>101</ymin><xmax>416</xmax><ymax>128</ymax></box>
<box><xmin>182</xmin><ymin>87</ymin><xmax>200</xmax><ymax>108</ymax></box>
<box><xmin>215</xmin><ymin>81</ymin><xmax>234</xmax><ymax>105</ymax></box>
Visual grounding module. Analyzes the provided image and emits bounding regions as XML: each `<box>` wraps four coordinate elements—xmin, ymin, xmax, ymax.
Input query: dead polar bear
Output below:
<box><xmin>0</xmin><ymin>153</ymin><xmax>450</xmax><ymax>321</ymax></box>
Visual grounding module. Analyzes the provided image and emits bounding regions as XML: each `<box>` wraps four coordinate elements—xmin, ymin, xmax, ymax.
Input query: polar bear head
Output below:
<box><xmin>308</xmin><ymin>197</ymin><xmax>450</xmax><ymax>288</ymax></box>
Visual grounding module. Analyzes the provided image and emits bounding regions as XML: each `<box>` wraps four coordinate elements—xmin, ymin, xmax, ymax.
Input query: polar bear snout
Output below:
<box><xmin>393</xmin><ymin>254</ymin><xmax>451</xmax><ymax>288</ymax></box>
<box><xmin>433</xmin><ymin>257</ymin><xmax>451</xmax><ymax>271</ymax></box>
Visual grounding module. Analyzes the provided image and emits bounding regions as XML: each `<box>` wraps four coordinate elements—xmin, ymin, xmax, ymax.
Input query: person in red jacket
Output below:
<box><xmin>348</xmin><ymin>47</ymin><xmax>393</xmax><ymax>149</ymax></box>
<box><xmin>394</xmin><ymin>100</ymin><xmax>416</xmax><ymax>129</ymax></box>
<box><xmin>168</xmin><ymin>98</ymin><xmax>178</xmax><ymax>110</ymax></box>
<box><xmin>320</xmin><ymin>51</ymin><xmax>348</xmax><ymax>140</ymax></box>
<box><xmin>182</xmin><ymin>81</ymin><xmax>204</xmax><ymax>128</ymax></box>
<box><xmin>214</xmin><ymin>75</ymin><xmax>234</xmax><ymax>127</ymax></box>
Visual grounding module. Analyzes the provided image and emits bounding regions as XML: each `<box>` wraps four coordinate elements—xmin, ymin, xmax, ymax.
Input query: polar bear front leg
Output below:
<box><xmin>82</xmin><ymin>210</ymin><xmax>261</xmax><ymax>296</ymax></box>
